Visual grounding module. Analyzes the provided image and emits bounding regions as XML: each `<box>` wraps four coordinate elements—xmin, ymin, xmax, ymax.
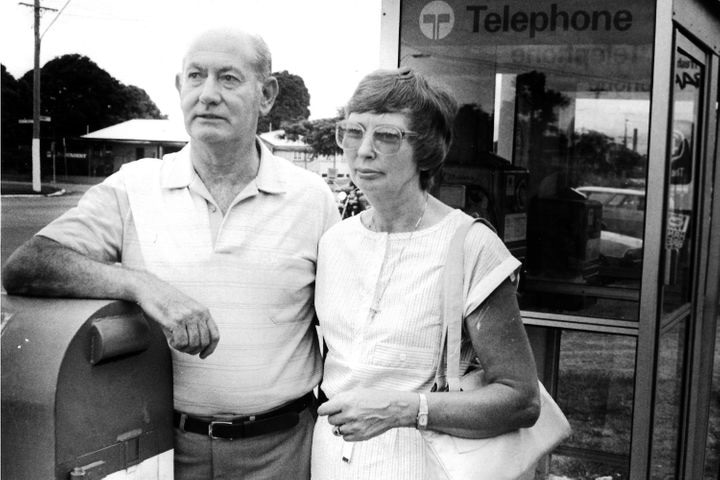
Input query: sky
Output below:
<box><xmin>0</xmin><ymin>0</ymin><xmax>382</xmax><ymax>121</ymax></box>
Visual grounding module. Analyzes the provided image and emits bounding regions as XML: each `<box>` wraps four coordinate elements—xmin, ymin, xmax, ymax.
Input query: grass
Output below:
<box><xmin>548</xmin><ymin>321</ymin><xmax>720</xmax><ymax>479</ymax></box>
<box><xmin>548</xmin><ymin>331</ymin><xmax>635</xmax><ymax>479</ymax></box>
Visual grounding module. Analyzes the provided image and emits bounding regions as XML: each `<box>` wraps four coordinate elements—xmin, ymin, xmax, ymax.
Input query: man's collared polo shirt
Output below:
<box><xmin>39</xmin><ymin>141</ymin><xmax>339</xmax><ymax>415</ymax></box>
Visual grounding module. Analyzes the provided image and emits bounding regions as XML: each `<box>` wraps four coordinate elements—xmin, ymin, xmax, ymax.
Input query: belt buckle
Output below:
<box><xmin>208</xmin><ymin>420</ymin><xmax>235</xmax><ymax>439</ymax></box>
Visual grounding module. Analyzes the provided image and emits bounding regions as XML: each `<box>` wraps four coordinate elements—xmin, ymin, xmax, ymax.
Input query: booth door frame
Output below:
<box><xmin>632</xmin><ymin>11</ymin><xmax>720</xmax><ymax>478</ymax></box>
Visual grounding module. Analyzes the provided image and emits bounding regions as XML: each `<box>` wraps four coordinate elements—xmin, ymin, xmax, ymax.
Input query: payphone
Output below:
<box><xmin>434</xmin><ymin>152</ymin><xmax>529</xmax><ymax>260</ymax></box>
<box><xmin>1</xmin><ymin>297</ymin><xmax>173</xmax><ymax>479</ymax></box>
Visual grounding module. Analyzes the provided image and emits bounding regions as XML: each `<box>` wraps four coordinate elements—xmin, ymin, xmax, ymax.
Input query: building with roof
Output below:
<box><xmin>80</xmin><ymin>121</ymin><xmax>349</xmax><ymax>181</ymax></box>
<box><xmin>81</xmin><ymin>119</ymin><xmax>189</xmax><ymax>175</ymax></box>
<box><xmin>258</xmin><ymin>130</ymin><xmax>349</xmax><ymax>181</ymax></box>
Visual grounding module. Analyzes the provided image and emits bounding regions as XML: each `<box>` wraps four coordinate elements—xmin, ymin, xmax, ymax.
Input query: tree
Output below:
<box><xmin>573</xmin><ymin>130</ymin><xmax>646</xmax><ymax>185</ymax></box>
<box><xmin>1</xmin><ymin>65</ymin><xmax>29</xmax><ymax>172</ymax></box>
<box><xmin>3</xmin><ymin>54</ymin><xmax>165</xmax><ymax>175</ymax></box>
<box><xmin>284</xmin><ymin>116</ymin><xmax>342</xmax><ymax>158</ymax></box>
<box><xmin>18</xmin><ymin>54</ymin><xmax>164</xmax><ymax>141</ymax></box>
<box><xmin>257</xmin><ymin>70</ymin><xmax>310</xmax><ymax>133</ymax></box>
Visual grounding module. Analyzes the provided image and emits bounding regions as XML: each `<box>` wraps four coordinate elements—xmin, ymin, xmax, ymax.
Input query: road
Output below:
<box><xmin>1</xmin><ymin>194</ymin><xmax>80</xmax><ymax>268</ymax></box>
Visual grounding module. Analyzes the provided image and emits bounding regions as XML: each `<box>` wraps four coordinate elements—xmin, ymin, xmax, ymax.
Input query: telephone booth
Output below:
<box><xmin>380</xmin><ymin>0</ymin><xmax>720</xmax><ymax>477</ymax></box>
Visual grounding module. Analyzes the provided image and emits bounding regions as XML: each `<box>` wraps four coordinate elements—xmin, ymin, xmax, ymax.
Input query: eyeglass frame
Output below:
<box><xmin>335</xmin><ymin>120</ymin><xmax>419</xmax><ymax>155</ymax></box>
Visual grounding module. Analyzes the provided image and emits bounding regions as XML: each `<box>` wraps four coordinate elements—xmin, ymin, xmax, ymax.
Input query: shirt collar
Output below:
<box><xmin>159</xmin><ymin>139</ymin><xmax>287</xmax><ymax>195</ymax></box>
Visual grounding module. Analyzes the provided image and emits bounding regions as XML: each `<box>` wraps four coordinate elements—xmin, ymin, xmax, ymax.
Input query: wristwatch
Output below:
<box><xmin>416</xmin><ymin>393</ymin><xmax>429</xmax><ymax>430</ymax></box>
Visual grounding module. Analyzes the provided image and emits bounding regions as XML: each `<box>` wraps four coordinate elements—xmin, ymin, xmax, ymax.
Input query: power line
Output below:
<box><xmin>41</xmin><ymin>0</ymin><xmax>73</xmax><ymax>39</ymax></box>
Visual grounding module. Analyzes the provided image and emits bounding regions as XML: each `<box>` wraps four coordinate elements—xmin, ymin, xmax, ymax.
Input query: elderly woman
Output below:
<box><xmin>311</xmin><ymin>67</ymin><xmax>541</xmax><ymax>479</ymax></box>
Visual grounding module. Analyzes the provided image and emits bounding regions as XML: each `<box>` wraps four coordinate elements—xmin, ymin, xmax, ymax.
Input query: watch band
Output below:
<box><xmin>416</xmin><ymin>393</ymin><xmax>429</xmax><ymax>430</ymax></box>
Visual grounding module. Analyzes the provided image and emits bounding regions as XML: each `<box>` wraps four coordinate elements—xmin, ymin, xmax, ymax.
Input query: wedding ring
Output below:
<box><xmin>333</xmin><ymin>425</ymin><xmax>343</xmax><ymax>437</ymax></box>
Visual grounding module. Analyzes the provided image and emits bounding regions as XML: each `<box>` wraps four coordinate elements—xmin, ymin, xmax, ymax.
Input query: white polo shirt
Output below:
<box><xmin>39</xmin><ymin>141</ymin><xmax>339</xmax><ymax>415</ymax></box>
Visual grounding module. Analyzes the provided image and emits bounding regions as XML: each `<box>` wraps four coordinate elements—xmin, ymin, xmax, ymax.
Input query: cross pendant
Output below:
<box><xmin>369</xmin><ymin>307</ymin><xmax>380</xmax><ymax>319</ymax></box>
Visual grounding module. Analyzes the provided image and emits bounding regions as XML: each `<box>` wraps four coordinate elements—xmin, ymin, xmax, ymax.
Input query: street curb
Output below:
<box><xmin>2</xmin><ymin>189</ymin><xmax>67</xmax><ymax>198</ymax></box>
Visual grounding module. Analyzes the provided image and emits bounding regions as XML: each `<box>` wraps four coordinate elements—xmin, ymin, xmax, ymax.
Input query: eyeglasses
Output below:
<box><xmin>335</xmin><ymin>121</ymin><xmax>418</xmax><ymax>155</ymax></box>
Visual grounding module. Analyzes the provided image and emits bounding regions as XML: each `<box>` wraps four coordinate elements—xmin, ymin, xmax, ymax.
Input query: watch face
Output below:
<box><xmin>418</xmin><ymin>414</ymin><xmax>428</xmax><ymax>429</ymax></box>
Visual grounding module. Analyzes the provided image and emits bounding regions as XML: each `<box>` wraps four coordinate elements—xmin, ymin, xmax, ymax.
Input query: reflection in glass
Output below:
<box><xmin>552</xmin><ymin>330</ymin><xmax>635</xmax><ymax>478</ymax></box>
<box><xmin>649</xmin><ymin>43</ymin><xmax>702</xmax><ymax>480</ymax></box>
<box><xmin>649</xmin><ymin>318</ymin><xmax>688</xmax><ymax>479</ymax></box>
<box><xmin>704</xmin><ymin>315</ymin><xmax>720</xmax><ymax>478</ymax></box>
<box><xmin>400</xmin><ymin>0</ymin><xmax>656</xmax><ymax>321</ymax></box>
<box><xmin>662</xmin><ymin>47</ymin><xmax>700</xmax><ymax>314</ymax></box>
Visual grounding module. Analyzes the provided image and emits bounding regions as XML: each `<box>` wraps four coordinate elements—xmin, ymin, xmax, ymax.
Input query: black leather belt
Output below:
<box><xmin>174</xmin><ymin>392</ymin><xmax>315</xmax><ymax>440</ymax></box>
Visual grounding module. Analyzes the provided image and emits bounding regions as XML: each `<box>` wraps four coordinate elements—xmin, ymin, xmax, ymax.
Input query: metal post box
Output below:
<box><xmin>1</xmin><ymin>296</ymin><xmax>173</xmax><ymax>479</ymax></box>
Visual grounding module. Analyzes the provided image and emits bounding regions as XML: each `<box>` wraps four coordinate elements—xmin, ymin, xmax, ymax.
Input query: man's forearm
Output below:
<box><xmin>3</xmin><ymin>236</ymin><xmax>221</xmax><ymax>357</ymax></box>
<box><xmin>2</xmin><ymin>236</ymin><xmax>146</xmax><ymax>302</ymax></box>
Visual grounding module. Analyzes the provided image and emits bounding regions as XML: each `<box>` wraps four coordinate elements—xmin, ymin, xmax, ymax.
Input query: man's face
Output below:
<box><xmin>177</xmin><ymin>32</ymin><xmax>273</xmax><ymax>146</ymax></box>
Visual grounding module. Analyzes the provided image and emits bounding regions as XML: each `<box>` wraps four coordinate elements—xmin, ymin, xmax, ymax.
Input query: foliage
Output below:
<box><xmin>257</xmin><ymin>70</ymin><xmax>310</xmax><ymax>133</ymax></box>
<box><xmin>18</xmin><ymin>54</ymin><xmax>164</xmax><ymax>140</ymax></box>
<box><xmin>516</xmin><ymin>70</ymin><xmax>571</xmax><ymax>128</ymax></box>
<box><xmin>284</xmin><ymin>116</ymin><xmax>342</xmax><ymax>158</ymax></box>
<box><xmin>1</xmin><ymin>65</ymin><xmax>27</xmax><ymax>170</ymax></box>
<box><xmin>573</xmin><ymin>130</ymin><xmax>646</xmax><ymax>183</ymax></box>
<box><xmin>2</xmin><ymin>55</ymin><xmax>164</xmax><ymax>174</ymax></box>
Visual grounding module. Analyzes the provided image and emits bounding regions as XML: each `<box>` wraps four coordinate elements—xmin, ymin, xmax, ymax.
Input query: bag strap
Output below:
<box><xmin>435</xmin><ymin>217</ymin><xmax>495</xmax><ymax>392</ymax></box>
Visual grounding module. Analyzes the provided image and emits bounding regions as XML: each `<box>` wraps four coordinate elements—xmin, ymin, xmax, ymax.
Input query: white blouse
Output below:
<box><xmin>312</xmin><ymin>209</ymin><xmax>521</xmax><ymax>479</ymax></box>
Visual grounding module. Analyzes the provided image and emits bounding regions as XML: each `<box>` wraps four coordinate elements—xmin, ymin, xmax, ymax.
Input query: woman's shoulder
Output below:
<box><xmin>437</xmin><ymin>209</ymin><xmax>508</xmax><ymax>254</ymax></box>
<box><xmin>321</xmin><ymin>213</ymin><xmax>365</xmax><ymax>242</ymax></box>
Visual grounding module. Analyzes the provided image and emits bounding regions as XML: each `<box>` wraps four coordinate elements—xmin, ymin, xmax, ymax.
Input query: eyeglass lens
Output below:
<box><xmin>336</xmin><ymin>123</ymin><xmax>405</xmax><ymax>154</ymax></box>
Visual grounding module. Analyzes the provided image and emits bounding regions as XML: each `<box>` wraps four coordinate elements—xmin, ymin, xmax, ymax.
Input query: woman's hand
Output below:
<box><xmin>317</xmin><ymin>389</ymin><xmax>419</xmax><ymax>441</ymax></box>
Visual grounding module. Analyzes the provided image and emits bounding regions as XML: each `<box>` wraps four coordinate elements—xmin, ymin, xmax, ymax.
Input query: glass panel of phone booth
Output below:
<box><xmin>649</xmin><ymin>39</ymin><xmax>704</xmax><ymax>480</ymax></box>
<box><xmin>400</xmin><ymin>0</ymin><xmax>656</xmax><ymax>321</ymax></box>
<box><xmin>551</xmin><ymin>330</ymin><xmax>635</xmax><ymax>479</ymax></box>
<box><xmin>705</xmin><ymin>322</ymin><xmax>720</xmax><ymax>478</ymax></box>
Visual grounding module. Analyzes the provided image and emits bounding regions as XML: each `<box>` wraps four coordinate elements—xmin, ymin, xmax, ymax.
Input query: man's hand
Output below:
<box><xmin>317</xmin><ymin>389</ymin><xmax>418</xmax><ymax>441</ymax></box>
<box><xmin>2</xmin><ymin>236</ymin><xmax>220</xmax><ymax>358</ymax></box>
<box><xmin>134</xmin><ymin>274</ymin><xmax>220</xmax><ymax>358</ymax></box>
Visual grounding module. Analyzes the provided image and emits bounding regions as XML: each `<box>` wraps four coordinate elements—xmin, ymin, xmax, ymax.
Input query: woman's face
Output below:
<box><xmin>343</xmin><ymin>111</ymin><xmax>421</xmax><ymax>198</ymax></box>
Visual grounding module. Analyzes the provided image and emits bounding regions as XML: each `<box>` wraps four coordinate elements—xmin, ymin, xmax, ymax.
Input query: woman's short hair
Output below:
<box><xmin>344</xmin><ymin>68</ymin><xmax>458</xmax><ymax>190</ymax></box>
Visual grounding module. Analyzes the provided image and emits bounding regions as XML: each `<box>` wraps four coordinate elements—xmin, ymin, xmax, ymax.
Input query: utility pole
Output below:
<box><xmin>20</xmin><ymin>1</ymin><xmax>58</xmax><ymax>192</ymax></box>
<box><xmin>32</xmin><ymin>0</ymin><xmax>41</xmax><ymax>192</ymax></box>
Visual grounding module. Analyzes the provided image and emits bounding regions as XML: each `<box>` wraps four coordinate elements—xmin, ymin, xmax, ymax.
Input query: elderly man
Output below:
<box><xmin>2</xmin><ymin>27</ymin><xmax>339</xmax><ymax>479</ymax></box>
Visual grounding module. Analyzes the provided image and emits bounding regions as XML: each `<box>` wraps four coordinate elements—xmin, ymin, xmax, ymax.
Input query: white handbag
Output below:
<box><xmin>422</xmin><ymin>218</ymin><xmax>572</xmax><ymax>480</ymax></box>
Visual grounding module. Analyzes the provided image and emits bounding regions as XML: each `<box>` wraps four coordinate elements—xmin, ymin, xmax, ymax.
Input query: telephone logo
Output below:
<box><xmin>420</xmin><ymin>1</ymin><xmax>455</xmax><ymax>40</ymax></box>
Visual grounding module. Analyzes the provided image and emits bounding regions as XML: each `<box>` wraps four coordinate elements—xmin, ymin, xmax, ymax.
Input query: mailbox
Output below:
<box><xmin>1</xmin><ymin>297</ymin><xmax>173</xmax><ymax>479</ymax></box>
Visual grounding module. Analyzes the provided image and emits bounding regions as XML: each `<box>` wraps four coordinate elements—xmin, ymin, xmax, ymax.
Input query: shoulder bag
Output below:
<box><xmin>421</xmin><ymin>218</ymin><xmax>572</xmax><ymax>480</ymax></box>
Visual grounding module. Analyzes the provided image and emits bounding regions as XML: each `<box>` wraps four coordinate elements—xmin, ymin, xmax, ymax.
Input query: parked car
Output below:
<box><xmin>576</xmin><ymin>186</ymin><xmax>646</xmax><ymax>282</ymax></box>
<box><xmin>576</xmin><ymin>186</ymin><xmax>645</xmax><ymax>238</ymax></box>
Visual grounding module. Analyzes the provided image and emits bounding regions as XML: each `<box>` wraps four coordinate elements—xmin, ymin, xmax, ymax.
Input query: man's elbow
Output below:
<box><xmin>2</xmin><ymin>238</ymin><xmax>52</xmax><ymax>295</ymax></box>
<box><xmin>3</xmin><ymin>248</ymin><xmax>34</xmax><ymax>294</ymax></box>
<box><xmin>3</xmin><ymin>268</ymin><xmax>26</xmax><ymax>296</ymax></box>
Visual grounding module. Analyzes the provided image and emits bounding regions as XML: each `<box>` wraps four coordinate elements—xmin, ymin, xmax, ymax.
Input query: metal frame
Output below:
<box><xmin>676</xmin><ymin>28</ymin><xmax>720</xmax><ymax>480</ymax></box>
<box><xmin>671</xmin><ymin>3</ymin><xmax>720</xmax><ymax>477</ymax></box>
<box><xmin>379</xmin><ymin>0</ymin><xmax>400</xmax><ymax>69</ymax></box>
<box><xmin>630</xmin><ymin>1</ymin><xmax>675</xmax><ymax>477</ymax></box>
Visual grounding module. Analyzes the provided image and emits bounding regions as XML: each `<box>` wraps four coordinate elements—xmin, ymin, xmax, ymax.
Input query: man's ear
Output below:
<box><xmin>259</xmin><ymin>76</ymin><xmax>279</xmax><ymax>116</ymax></box>
<box><xmin>175</xmin><ymin>73</ymin><xmax>182</xmax><ymax>94</ymax></box>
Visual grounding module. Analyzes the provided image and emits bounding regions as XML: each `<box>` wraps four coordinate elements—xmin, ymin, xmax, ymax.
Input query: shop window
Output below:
<box><xmin>400</xmin><ymin>0</ymin><xmax>656</xmax><ymax>321</ymax></box>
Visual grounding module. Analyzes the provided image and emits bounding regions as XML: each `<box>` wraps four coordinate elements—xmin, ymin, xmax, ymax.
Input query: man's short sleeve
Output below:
<box><xmin>321</xmin><ymin>187</ymin><xmax>341</xmax><ymax>234</ymax></box>
<box><xmin>37</xmin><ymin>174</ymin><xmax>129</xmax><ymax>263</ymax></box>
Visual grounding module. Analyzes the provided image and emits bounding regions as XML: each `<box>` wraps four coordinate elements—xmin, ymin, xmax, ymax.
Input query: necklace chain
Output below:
<box><xmin>368</xmin><ymin>193</ymin><xmax>429</xmax><ymax>319</ymax></box>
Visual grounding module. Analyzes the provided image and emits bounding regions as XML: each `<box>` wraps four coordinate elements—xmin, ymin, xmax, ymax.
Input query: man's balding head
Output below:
<box><xmin>181</xmin><ymin>27</ymin><xmax>272</xmax><ymax>83</ymax></box>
